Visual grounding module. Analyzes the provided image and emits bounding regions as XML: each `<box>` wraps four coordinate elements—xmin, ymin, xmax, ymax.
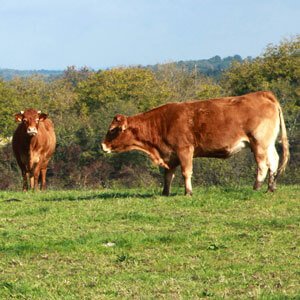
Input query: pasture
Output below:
<box><xmin>0</xmin><ymin>186</ymin><xmax>299</xmax><ymax>299</ymax></box>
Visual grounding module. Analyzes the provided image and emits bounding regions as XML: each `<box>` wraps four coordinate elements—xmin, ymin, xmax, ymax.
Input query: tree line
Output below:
<box><xmin>0</xmin><ymin>36</ymin><xmax>299</xmax><ymax>190</ymax></box>
<box><xmin>0</xmin><ymin>55</ymin><xmax>242</xmax><ymax>81</ymax></box>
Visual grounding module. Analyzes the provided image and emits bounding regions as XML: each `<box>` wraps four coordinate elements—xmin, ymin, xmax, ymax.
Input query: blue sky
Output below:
<box><xmin>0</xmin><ymin>0</ymin><xmax>299</xmax><ymax>69</ymax></box>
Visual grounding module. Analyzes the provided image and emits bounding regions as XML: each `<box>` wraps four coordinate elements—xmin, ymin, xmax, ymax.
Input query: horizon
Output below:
<box><xmin>0</xmin><ymin>54</ymin><xmax>244</xmax><ymax>71</ymax></box>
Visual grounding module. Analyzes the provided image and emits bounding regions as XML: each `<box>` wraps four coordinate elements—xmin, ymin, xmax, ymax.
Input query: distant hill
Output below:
<box><xmin>0</xmin><ymin>69</ymin><xmax>63</xmax><ymax>80</ymax></box>
<box><xmin>148</xmin><ymin>55</ymin><xmax>244</xmax><ymax>78</ymax></box>
<box><xmin>0</xmin><ymin>55</ymin><xmax>246</xmax><ymax>80</ymax></box>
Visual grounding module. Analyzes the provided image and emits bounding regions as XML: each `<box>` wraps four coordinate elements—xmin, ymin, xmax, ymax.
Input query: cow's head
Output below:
<box><xmin>102</xmin><ymin>114</ymin><xmax>134</xmax><ymax>153</ymax></box>
<box><xmin>15</xmin><ymin>109</ymin><xmax>48</xmax><ymax>136</ymax></box>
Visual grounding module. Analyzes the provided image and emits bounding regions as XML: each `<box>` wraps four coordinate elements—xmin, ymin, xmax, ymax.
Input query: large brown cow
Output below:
<box><xmin>102</xmin><ymin>91</ymin><xmax>289</xmax><ymax>195</ymax></box>
<box><xmin>12</xmin><ymin>109</ymin><xmax>56</xmax><ymax>191</ymax></box>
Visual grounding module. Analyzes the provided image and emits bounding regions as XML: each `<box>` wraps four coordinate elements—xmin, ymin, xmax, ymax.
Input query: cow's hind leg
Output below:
<box><xmin>267</xmin><ymin>145</ymin><xmax>279</xmax><ymax>192</ymax></box>
<box><xmin>177</xmin><ymin>146</ymin><xmax>194</xmax><ymax>196</ymax></box>
<box><xmin>253</xmin><ymin>146</ymin><xmax>269</xmax><ymax>190</ymax></box>
<box><xmin>162</xmin><ymin>167</ymin><xmax>176</xmax><ymax>196</ymax></box>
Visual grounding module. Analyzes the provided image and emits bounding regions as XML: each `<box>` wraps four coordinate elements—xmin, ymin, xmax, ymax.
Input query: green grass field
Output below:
<box><xmin>0</xmin><ymin>186</ymin><xmax>299</xmax><ymax>299</ymax></box>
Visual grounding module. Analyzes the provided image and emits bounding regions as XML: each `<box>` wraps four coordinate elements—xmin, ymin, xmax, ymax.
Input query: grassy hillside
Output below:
<box><xmin>0</xmin><ymin>186</ymin><xmax>299</xmax><ymax>299</ymax></box>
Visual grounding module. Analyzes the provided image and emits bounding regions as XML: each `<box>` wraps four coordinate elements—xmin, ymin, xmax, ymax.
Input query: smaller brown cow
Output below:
<box><xmin>102</xmin><ymin>91</ymin><xmax>289</xmax><ymax>195</ymax></box>
<box><xmin>12</xmin><ymin>109</ymin><xmax>56</xmax><ymax>191</ymax></box>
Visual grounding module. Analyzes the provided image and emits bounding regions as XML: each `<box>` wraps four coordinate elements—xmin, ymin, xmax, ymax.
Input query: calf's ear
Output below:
<box><xmin>38</xmin><ymin>113</ymin><xmax>48</xmax><ymax>121</ymax></box>
<box><xmin>15</xmin><ymin>112</ymin><xmax>24</xmax><ymax>122</ymax></box>
<box><xmin>114</xmin><ymin>114</ymin><xmax>128</xmax><ymax>131</ymax></box>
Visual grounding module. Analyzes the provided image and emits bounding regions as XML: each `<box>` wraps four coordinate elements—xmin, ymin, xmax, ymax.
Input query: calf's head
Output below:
<box><xmin>102</xmin><ymin>114</ymin><xmax>134</xmax><ymax>153</ymax></box>
<box><xmin>15</xmin><ymin>109</ymin><xmax>48</xmax><ymax>136</ymax></box>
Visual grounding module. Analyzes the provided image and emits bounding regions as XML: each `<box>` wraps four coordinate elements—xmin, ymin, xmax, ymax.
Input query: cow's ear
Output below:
<box><xmin>15</xmin><ymin>112</ymin><xmax>23</xmax><ymax>122</ymax></box>
<box><xmin>114</xmin><ymin>114</ymin><xmax>128</xmax><ymax>131</ymax></box>
<box><xmin>39</xmin><ymin>113</ymin><xmax>48</xmax><ymax>121</ymax></box>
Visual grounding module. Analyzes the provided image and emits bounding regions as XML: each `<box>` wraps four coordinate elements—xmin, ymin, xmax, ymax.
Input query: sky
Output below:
<box><xmin>0</xmin><ymin>0</ymin><xmax>299</xmax><ymax>70</ymax></box>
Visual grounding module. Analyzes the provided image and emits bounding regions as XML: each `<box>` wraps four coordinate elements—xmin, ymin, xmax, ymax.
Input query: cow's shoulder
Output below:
<box><xmin>42</xmin><ymin>119</ymin><xmax>55</xmax><ymax>132</ymax></box>
<box><xmin>12</xmin><ymin>123</ymin><xmax>26</xmax><ymax>143</ymax></box>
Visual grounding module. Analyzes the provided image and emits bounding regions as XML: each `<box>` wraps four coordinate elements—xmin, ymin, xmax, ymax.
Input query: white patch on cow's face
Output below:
<box><xmin>101</xmin><ymin>143</ymin><xmax>111</xmax><ymax>153</ymax></box>
<box><xmin>27</xmin><ymin>126</ymin><xmax>38</xmax><ymax>136</ymax></box>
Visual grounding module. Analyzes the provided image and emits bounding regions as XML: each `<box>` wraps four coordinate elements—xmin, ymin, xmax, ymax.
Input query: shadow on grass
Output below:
<box><xmin>3</xmin><ymin>198</ymin><xmax>22</xmax><ymax>202</ymax></box>
<box><xmin>41</xmin><ymin>191</ymin><xmax>157</xmax><ymax>202</ymax></box>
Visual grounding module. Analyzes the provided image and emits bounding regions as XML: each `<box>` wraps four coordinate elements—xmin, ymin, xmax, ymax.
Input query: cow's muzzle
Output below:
<box><xmin>27</xmin><ymin>127</ymin><xmax>38</xmax><ymax>136</ymax></box>
<box><xmin>101</xmin><ymin>143</ymin><xmax>111</xmax><ymax>153</ymax></box>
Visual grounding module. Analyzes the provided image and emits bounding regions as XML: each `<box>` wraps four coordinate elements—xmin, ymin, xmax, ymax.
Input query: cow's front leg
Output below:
<box><xmin>30</xmin><ymin>164</ymin><xmax>40</xmax><ymax>191</ymax></box>
<box><xmin>162</xmin><ymin>167</ymin><xmax>176</xmax><ymax>196</ymax></box>
<box><xmin>40</xmin><ymin>168</ymin><xmax>47</xmax><ymax>191</ymax></box>
<box><xmin>178</xmin><ymin>146</ymin><xmax>194</xmax><ymax>196</ymax></box>
<box><xmin>34</xmin><ymin>168</ymin><xmax>41</xmax><ymax>191</ymax></box>
<box><xmin>22</xmin><ymin>170</ymin><xmax>28</xmax><ymax>192</ymax></box>
<box><xmin>29</xmin><ymin>171</ymin><xmax>34</xmax><ymax>190</ymax></box>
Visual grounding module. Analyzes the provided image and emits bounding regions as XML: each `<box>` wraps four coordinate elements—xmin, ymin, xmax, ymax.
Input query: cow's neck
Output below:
<box><xmin>128</xmin><ymin>116</ymin><xmax>169</xmax><ymax>169</ymax></box>
<box><xmin>23</xmin><ymin>132</ymin><xmax>40</xmax><ymax>152</ymax></box>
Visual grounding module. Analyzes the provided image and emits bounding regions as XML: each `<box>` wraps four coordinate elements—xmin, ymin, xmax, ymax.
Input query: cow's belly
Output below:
<box><xmin>195</xmin><ymin>140</ymin><xmax>249</xmax><ymax>158</ymax></box>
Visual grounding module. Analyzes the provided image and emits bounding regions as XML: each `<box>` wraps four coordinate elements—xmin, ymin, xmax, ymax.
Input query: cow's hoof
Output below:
<box><xmin>162</xmin><ymin>190</ymin><xmax>170</xmax><ymax>196</ymax></box>
<box><xmin>267</xmin><ymin>185</ymin><xmax>276</xmax><ymax>193</ymax></box>
<box><xmin>253</xmin><ymin>181</ymin><xmax>263</xmax><ymax>190</ymax></box>
<box><xmin>185</xmin><ymin>191</ymin><xmax>193</xmax><ymax>196</ymax></box>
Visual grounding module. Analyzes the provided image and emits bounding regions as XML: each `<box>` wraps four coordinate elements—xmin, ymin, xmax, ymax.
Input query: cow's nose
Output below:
<box><xmin>101</xmin><ymin>143</ymin><xmax>111</xmax><ymax>153</ymax></box>
<box><xmin>27</xmin><ymin>127</ymin><xmax>38</xmax><ymax>136</ymax></box>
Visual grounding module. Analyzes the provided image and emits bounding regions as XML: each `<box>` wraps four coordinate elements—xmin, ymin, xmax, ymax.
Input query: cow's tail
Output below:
<box><xmin>277</xmin><ymin>104</ymin><xmax>290</xmax><ymax>177</ymax></box>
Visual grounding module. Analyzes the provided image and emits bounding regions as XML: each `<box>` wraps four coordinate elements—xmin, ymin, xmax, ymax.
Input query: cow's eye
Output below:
<box><xmin>23</xmin><ymin>118</ymin><xmax>27</xmax><ymax>123</ymax></box>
